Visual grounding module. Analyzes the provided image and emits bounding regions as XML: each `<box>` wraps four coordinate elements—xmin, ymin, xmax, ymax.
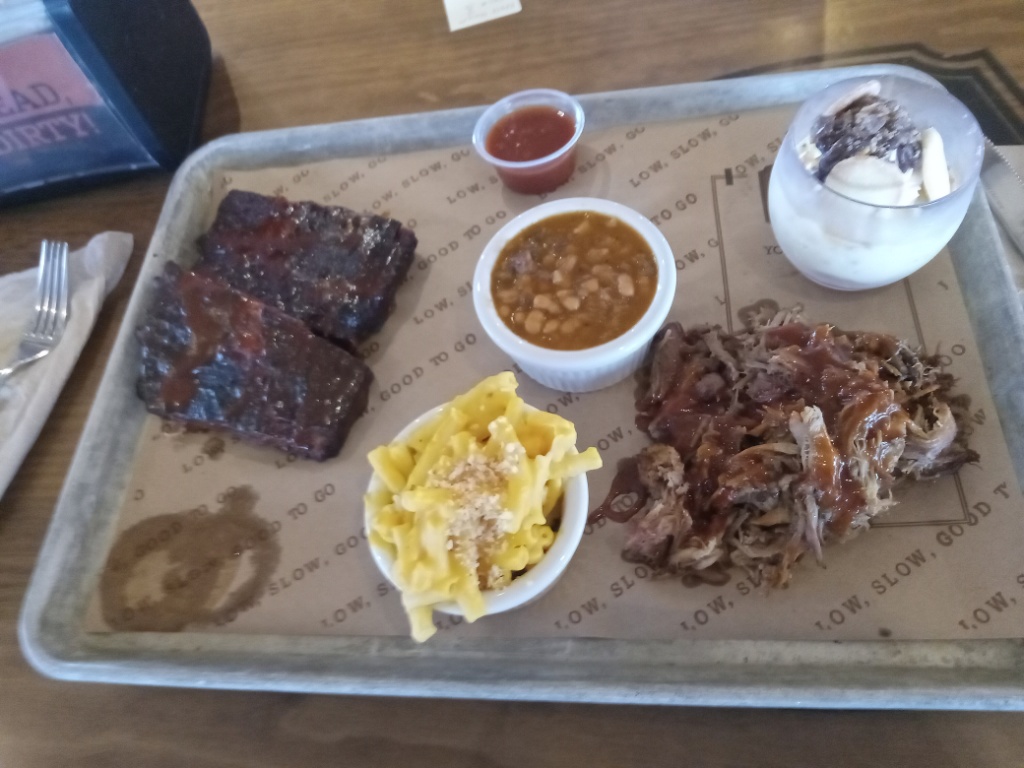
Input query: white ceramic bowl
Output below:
<box><xmin>365</xmin><ymin>403</ymin><xmax>589</xmax><ymax>618</ymax></box>
<box><xmin>472</xmin><ymin>197</ymin><xmax>677</xmax><ymax>392</ymax></box>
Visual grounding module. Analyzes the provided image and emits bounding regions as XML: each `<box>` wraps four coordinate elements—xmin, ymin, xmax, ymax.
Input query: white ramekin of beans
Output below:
<box><xmin>473</xmin><ymin>197</ymin><xmax>677</xmax><ymax>392</ymax></box>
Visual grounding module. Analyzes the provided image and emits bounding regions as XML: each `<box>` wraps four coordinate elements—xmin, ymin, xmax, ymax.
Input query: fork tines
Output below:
<box><xmin>32</xmin><ymin>240</ymin><xmax>69</xmax><ymax>341</ymax></box>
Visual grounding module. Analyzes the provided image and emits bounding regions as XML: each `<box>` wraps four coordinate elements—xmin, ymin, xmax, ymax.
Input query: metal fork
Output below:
<box><xmin>0</xmin><ymin>240</ymin><xmax>70</xmax><ymax>392</ymax></box>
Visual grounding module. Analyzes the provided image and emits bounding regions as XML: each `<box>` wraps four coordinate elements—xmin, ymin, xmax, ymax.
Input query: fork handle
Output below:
<box><xmin>0</xmin><ymin>368</ymin><xmax>11</xmax><ymax>394</ymax></box>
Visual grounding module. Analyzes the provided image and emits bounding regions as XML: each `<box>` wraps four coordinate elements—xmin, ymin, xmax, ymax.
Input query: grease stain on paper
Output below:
<box><xmin>99</xmin><ymin>486</ymin><xmax>280</xmax><ymax>631</ymax></box>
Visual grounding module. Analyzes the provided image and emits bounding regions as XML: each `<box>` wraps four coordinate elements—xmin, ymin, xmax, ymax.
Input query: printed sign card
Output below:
<box><xmin>443</xmin><ymin>0</ymin><xmax>521</xmax><ymax>31</ymax></box>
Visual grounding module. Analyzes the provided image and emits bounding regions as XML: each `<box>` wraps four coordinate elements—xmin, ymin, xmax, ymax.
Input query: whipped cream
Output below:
<box><xmin>798</xmin><ymin>80</ymin><xmax>953</xmax><ymax>207</ymax></box>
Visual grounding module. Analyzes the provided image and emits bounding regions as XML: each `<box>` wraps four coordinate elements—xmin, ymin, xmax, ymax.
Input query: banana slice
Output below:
<box><xmin>920</xmin><ymin>127</ymin><xmax>951</xmax><ymax>201</ymax></box>
<box><xmin>824</xmin><ymin>155</ymin><xmax>918</xmax><ymax>206</ymax></box>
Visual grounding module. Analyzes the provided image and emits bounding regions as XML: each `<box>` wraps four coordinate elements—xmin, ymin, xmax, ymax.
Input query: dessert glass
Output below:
<box><xmin>767</xmin><ymin>74</ymin><xmax>984</xmax><ymax>291</ymax></box>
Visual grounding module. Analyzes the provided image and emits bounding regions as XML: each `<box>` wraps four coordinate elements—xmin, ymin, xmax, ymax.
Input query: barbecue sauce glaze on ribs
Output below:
<box><xmin>137</xmin><ymin>265</ymin><xmax>372</xmax><ymax>461</ymax></box>
<box><xmin>135</xmin><ymin>189</ymin><xmax>423</xmax><ymax>460</ymax></box>
<box><xmin>195</xmin><ymin>190</ymin><xmax>417</xmax><ymax>348</ymax></box>
<box><xmin>592</xmin><ymin>308</ymin><xmax>978</xmax><ymax>587</ymax></box>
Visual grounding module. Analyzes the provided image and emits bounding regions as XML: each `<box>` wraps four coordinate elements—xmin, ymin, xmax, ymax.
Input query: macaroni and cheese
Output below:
<box><xmin>365</xmin><ymin>373</ymin><xmax>602</xmax><ymax>641</ymax></box>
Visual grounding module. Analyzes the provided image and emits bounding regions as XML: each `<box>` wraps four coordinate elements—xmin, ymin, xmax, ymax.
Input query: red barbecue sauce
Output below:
<box><xmin>485</xmin><ymin>106</ymin><xmax>578</xmax><ymax>194</ymax></box>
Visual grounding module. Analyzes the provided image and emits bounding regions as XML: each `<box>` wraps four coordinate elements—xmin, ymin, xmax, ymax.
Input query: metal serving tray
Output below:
<box><xmin>19</xmin><ymin>64</ymin><xmax>1024</xmax><ymax>709</ymax></box>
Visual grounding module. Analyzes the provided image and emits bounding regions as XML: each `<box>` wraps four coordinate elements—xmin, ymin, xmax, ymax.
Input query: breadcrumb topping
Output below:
<box><xmin>427</xmin><ymin>419</ymin><xmax>525</xmax><ymax>589</ymax></box>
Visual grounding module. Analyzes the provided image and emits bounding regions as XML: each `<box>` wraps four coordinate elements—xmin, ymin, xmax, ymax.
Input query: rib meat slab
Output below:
<box><xmin>136</xmin><ymin>264</ymin><xmax>372</xmax><ymax>460</ymax></box>
<box><xmin>195</xmin><ymin>190</ymin><xmax>417</xmax><ymax>347</ymax></box>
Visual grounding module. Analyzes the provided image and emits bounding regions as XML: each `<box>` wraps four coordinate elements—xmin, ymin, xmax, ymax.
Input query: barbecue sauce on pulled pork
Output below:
<box><xmin>592</xmin><ymin>309</ymin><xmax>977</xmax><ymax>587</ymax></box>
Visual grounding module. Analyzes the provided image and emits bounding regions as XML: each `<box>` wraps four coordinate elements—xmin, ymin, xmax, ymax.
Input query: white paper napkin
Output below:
<box><xmin>0</xmin><ymin>232</ymin><xmax>133</xmax><ymax>500</ymax></box>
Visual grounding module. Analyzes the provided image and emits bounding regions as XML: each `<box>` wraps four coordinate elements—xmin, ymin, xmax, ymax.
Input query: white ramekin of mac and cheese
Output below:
<box><xmin>364</xmin><ymin>373</ymin><xmax>601</xmax><ymax>642</ymax></box>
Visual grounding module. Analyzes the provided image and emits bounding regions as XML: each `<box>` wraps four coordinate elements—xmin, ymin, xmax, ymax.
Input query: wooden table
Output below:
<box><xmin>3</xmin><ymin>0</ymin><xmax>1024</xmax><ymax>763</ymax></box>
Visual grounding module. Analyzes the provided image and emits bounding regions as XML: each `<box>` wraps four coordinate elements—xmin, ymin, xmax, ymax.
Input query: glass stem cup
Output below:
<box><xmin>767</xmin><ymin>74</ymin><xmax>984</xmax><ymax>291</ymax></box>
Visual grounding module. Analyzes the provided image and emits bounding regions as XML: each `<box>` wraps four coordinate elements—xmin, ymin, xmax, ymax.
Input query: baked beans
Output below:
<box><xmin>491</xmin><ymin>211</ymin><xmax>657</xmax><ymax>351</ymax></box>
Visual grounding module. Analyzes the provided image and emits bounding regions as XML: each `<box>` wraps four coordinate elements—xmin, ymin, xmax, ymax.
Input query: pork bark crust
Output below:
<box><xmin>593</xmin><ymin>309</ymin><xmax>978</xmax><ymax>587</ymax></box>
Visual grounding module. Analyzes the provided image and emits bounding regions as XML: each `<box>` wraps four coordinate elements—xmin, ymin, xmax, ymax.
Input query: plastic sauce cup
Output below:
<box><xmin>472</xmin><ymin>89</ymin><xmax>585</xmax><ymax>195</ymax></box>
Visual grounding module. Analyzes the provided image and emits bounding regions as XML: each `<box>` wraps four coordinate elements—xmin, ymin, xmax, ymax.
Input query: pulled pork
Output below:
<box><xmin>592</xmin><ymin>309</ymin><xmax>978</xmax><ymax>587</ymax></box>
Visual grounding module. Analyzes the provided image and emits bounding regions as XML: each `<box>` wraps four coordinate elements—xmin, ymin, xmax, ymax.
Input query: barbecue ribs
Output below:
<box><xmin>136</xmin><ymin>264</ymin><xmax>372</xmax><ymax>461</ymax></box>
<box><xmin>195</xmin><ymin>190</ymin><xmax>417</xmax><ymax>347</ymax></box>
